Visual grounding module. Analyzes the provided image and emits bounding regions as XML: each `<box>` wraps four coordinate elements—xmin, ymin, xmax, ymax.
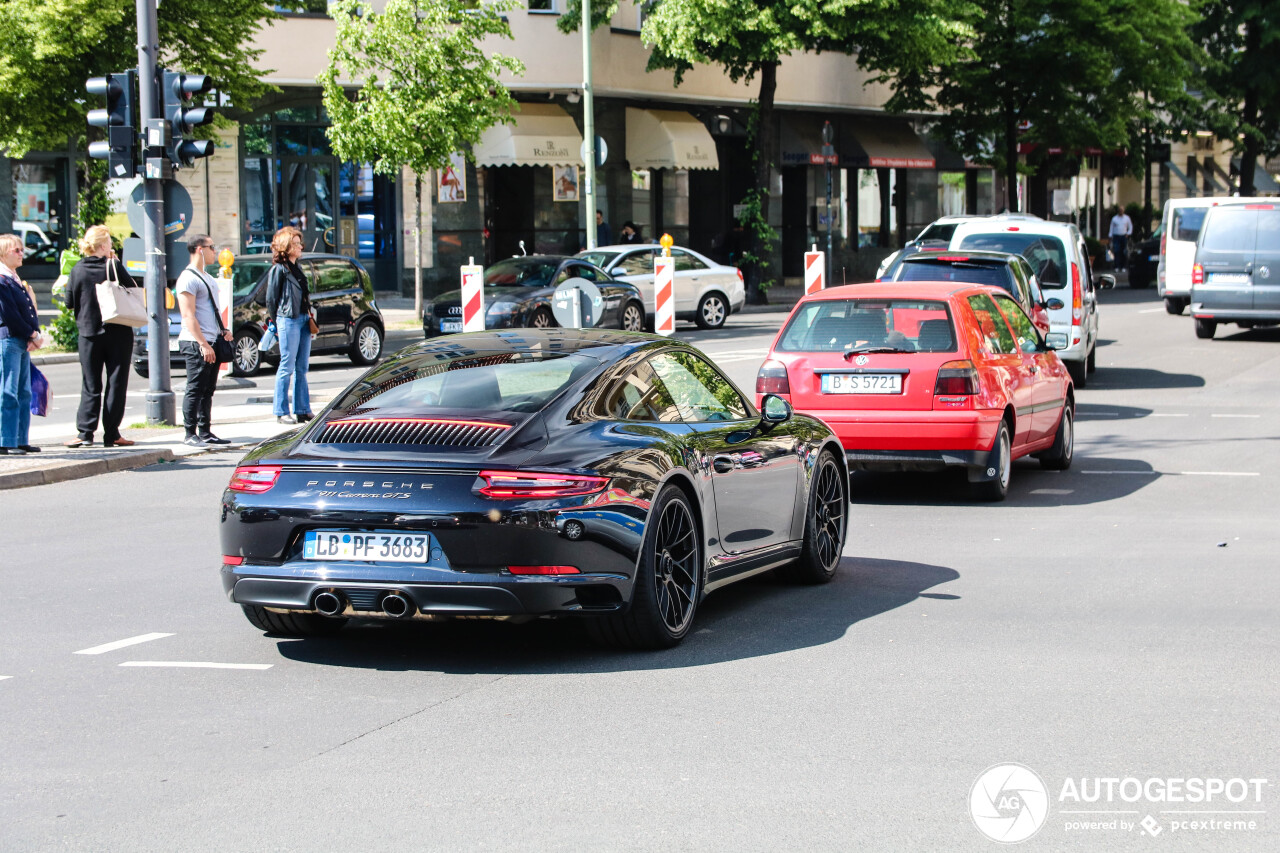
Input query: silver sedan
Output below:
<box><xmin>576</xmin><ymin>244</ymin><xmax>746</xmax><ymax>329</ymax></box>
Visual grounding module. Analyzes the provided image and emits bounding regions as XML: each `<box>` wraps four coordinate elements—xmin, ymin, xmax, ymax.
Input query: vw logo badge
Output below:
<box><xmin>855</xmin><ymin>354</ymin><xmax>869</xmax><ymax>366</ymax></box>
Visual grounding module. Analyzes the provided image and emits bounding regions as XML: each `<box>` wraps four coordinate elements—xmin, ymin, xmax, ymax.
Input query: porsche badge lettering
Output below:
<box><xmin>304</xmin><ymin>480</ymin><xmax>434</xmax><ymax>500</ymax></box>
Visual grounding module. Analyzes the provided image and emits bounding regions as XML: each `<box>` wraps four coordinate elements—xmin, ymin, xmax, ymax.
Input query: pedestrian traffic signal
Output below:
<box><xmin>160</xmin><ymin>70</ymin><xmax>216</xmax><ymax>168</ymax></box>
<box><xmin>86</xmin><ymin>71</ymin><xmax>137</xmax><ymax>179</ymax></box>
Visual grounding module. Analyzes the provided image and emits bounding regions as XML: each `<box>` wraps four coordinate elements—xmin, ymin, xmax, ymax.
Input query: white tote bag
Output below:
<box><xmin>96</xmin><ymin>258</ymin><xmax>148</xmax><ymax>328</ymax></box>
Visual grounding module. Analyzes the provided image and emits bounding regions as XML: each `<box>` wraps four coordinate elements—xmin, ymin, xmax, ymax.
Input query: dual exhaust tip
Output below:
<box><xmin>313</xmin><ymin>590</ymin><xmax>415</xmax><ymax>618</ymax></box>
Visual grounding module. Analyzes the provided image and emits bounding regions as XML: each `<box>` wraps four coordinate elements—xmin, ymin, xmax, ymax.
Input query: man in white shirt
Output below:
<box><xmin>1109</xmin><ymin>210</ymin><xmax>1133</xmax><ymax>272</ymax></box>
<box><xmin>175</xmin><ymin>235</ymin><xmax>233</xmax><ymax>447</ymax></box>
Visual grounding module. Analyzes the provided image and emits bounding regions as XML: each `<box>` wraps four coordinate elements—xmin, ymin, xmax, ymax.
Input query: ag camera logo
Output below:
<box><xmin>970</xmin><ymin>763</ymin><xmax>1049</xmax><ymax>843</ymax></box>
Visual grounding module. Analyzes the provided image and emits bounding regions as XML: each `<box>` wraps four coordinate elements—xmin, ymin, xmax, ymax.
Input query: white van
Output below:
<box><xmin>1157</xmin><ymin>197</ymin><xmax>1265</xmax><ymax>315</ymax></box>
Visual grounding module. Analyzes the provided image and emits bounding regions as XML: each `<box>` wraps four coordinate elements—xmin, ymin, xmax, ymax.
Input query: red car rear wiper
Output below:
<box><xmin>844</xmin><ymin>346</ymin><xmax>909</xmax><ymax>359</ymax></box>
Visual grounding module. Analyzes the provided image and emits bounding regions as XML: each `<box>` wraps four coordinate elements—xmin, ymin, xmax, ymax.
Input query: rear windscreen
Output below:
<box><xmin>1172</xmin><ymin>208</ymin><xmax>1207</xmax><ymax>242</ymax></box>
<box><xmin>330</xmin><ymin>350</ymin><xmax>598</xmax><ymax>416</ymax></box>
<box><xmin>777</xmin><ymin>299</ymin><xmax>956</xmax><ymax>353</ymax></box>
<box><xmin>958</xmin><ymin>233</ymin><xmax>1070</xmax><ymax>289</ymax></box>
<box><xmin>897</xmin><ymin>261</ymin><xmax>1014</xmax><ymax>294</ymax></box>
<box><xmin>1199</xmin><ymin>208</ymin><xmax>1257</xmax><ymax>253</ymax></box>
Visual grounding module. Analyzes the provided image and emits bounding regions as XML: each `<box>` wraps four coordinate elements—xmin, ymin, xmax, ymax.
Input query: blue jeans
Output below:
<box><xmin>1111</xmin><ymin>235</ymin><xmax>1127</xmax><ymax>270</ymax></box>
<box><xmin>273</xmin><ymin>315</ymin><xmax>312</xmax><ymax>417</ymax></box>
<box><xmin>0</xmin><ymin>336</ymin><xmax>32</xmax><ymax>448</ymax></box>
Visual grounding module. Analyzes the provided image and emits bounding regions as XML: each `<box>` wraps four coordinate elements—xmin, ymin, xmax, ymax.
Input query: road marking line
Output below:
<box><xmin>715</xmin><ymin>355</ymin><xmax>767</xmax><ymax>364</ymax></box>
<box><xmin>1211</xmin><ymin>413</ymin><xmax>1260</xmax><ymax>418</ymax></box>
<box><xmin>0</xmin><ymin>675</ymin><xmax>11</xmax><ymax>681</ymax></box>
<box><xmin>1079</xmin><ymin>412</ymin><xmax>1120</xmax><ymax>417</ymax></box>
<box><xmin>75</xmin><ymin>633</ymin><xmax>175</xmax><ymax>655</ymax></box>
<box><xmin>1082</xmin><ymin>470</ymin><xmax>1258</xmax><ymax>477</ymax></box>
<box><xmin>1081</xmin><ymin>470</ymin><xmax>1160</xmax><ymax>475</ymax></box>
<box><xmin>1031</xmin><ymin>488</ymin><xmax>1073</xmax><ymax>495</ymax></box>
<box><xmin>119</xmin><ymin>661</ymin><xmax>273</xmax><ymax>670</ymax></box>
<box><xmin>1151</xmin><ymin>413</ymin><xmax>1189</xmax><ymax>417</ymax></box>
<box><xmin>1138</xmin><ymin>308</ymin><xmax>1164</xmax><ymax>314</ymax></box>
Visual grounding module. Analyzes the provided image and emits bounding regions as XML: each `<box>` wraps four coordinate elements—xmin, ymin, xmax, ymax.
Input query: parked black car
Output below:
<box><xmin>1127</xmin><ymin>226</ymin><xmax>1161</xmax><ymax>289</ymax></box>
<box><xmin>422</xmin><ymin>255</ymin><xmax>646</xmax><ymax>337</ymax></box>
<box><xmin>132</xmin><ymin>253</ymin><xmax>385</xmax><ymax>377</ymax></box>
<box><xmin>220</xmin><ymin>329</ymin><xmax>848</xmax><ymax>649</ymax></box>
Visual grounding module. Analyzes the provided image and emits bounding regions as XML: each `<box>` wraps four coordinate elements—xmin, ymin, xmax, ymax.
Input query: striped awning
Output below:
<box><xmin>472</xmin><ymin>103</ymin><xmax>583</xmax><ymax>167</ymax></box>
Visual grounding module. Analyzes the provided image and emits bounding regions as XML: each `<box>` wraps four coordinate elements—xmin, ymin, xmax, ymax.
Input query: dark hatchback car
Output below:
<box><xmin>422</xmin><ymin>255</ymin><xmax>646</xmax><ymax>337</ymax></box>
<box><xmin>887</xmin><ymin>249</ymin><xmax>1056</xmax><ymax>335</ymax></box>
<box><xmin>1127</xmin><ymin>226</ymin><xmax>1162</xmax><ymax>289</ymax></box>
<box><xmin>132</xmin><ymin>253</ymin><xmax>385</xmax><ymax>377</ymax></box>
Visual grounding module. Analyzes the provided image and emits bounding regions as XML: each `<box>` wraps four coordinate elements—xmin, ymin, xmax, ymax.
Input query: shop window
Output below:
<box><xmin>528</xmin><ymin>0</ymin><xmax>558</xmax><ymax>11</ymax></box>
<box><xmin>11</xmin><ymin>161</ymin><xmax>67</xmax><ymax>273</ymax></box>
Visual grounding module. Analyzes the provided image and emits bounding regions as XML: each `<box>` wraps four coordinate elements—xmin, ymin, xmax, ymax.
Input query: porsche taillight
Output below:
<box><xmin>934</xmin><ymin>360</ymin><xmax>979</xmax><ymax>395</ymax></box>
<box><xmin>477</xmin><ymin>471</ymin><xmax>608</xmax><ymax>499</ymax></box>
<box><xmin>1192</xmin><ymin>263</ymin><xmax>1205</xmax><ymax>286</ymax></box>
<box><xmin>228</xmin><ymin>465</ymin><xmax>282</xmax><ymax>493</ymax></box>
<box><xmin>756</xmin><ymin>359</ymin><xmax>791</xmax><ymax>395</ymax></box>
<box><xmin>1071</xmin><ymin>263</ymin><xmax>1083</xmax><ymax>324</ymax></box>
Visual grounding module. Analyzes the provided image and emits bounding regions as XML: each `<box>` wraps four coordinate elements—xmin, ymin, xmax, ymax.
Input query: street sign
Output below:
<box><xmin>552</xmin><ymin>278</ymin><xmax>603</xmax><ymax>328</ymax></box>
<box><xmin>127</xmin><ymin>181</ymin><xmax>193</xmax><ymax>239</ymax></box>
<box><xmin>123</xmin><ymin>236</ymin><xmax>188</xmax><ymax>280</ymax></box>
<box><xmin>654</xmin><ymin>255</ymin><xmax>675</xmax><ymax>335</ymax></box>
<box><xmin>580</xmin><ymin>136</ymin><xmax>608</xmax><ymax>168</ymax></box>
<box><xmin>804</xmin><ymin>248</ymin><xmax>825</xmax><ymax>295</ymax></box>
<box><xmin>460</xmin><ymin>260</ymin><xmax>485</xmax><ymax>332</ymax></box>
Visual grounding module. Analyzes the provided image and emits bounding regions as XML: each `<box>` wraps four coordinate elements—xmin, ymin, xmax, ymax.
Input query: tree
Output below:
<box><xmin>1193</xmin><ymin>1</ymin><xmax>1280</xmax><ymax>195</ymax></box>
<box><xmin>561</xmin><ymin>0</ymin><xmax>964</xmax><ymax>303</ymax></box>
<box><xmin>321</xmin><ymin>0</ymin><xmax>524</xmax><ymax>313</ymax></box>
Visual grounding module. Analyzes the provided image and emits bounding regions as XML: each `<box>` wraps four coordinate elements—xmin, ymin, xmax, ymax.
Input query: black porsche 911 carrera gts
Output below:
<box><xmin>221</xmin><ymin>329</ymin><xmax>849</xmax><ymax>649</ymax></box>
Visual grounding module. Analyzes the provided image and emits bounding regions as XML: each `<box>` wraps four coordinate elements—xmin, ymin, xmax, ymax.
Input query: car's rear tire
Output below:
<box><xmin>971</xmin><ymin>422</ymin><xmax>1012</xmax><ymax>502</ymax></box>
<box><xmin>348</xmin><ymin>320</ymin><xmax>384</xmax><ymax>365</ymax></box>
<box><xmin>1066</xmin><ymin>359</ymin><xmax>1087</xmax><ymax>388</ymax></box>
<box><xmin>619</xmin><ymin>300</ymin><xmax>645</xmax><ymax>332</ymax></box>
<box><xmin>241</xmin><ymin>605</ymin><xmax>346</xmax><ymax>637</ymax></box>
<box><xmin>1194</xmin><ymin>318</ymin><xmax>1216</xmax><ymax>339</ymax></box>
<box><xmin>694</xmin><ymin>293</ymin><xmax>729</xmax><ymax>330</ymax></box>
<box><xmin>1086</xmin><ymin>344</ymin><xmax>1096</xmax><ymax>374</ymax></box>
<box><xmin>1164</xmin><ymin>297</ymin><xmax>1187</xmax><ymax>315</ymax></box>
<box><xmin>134</xmin><ymin>363</ymin><xmax>149</xmax><ymax>379</ymax></box>
<box><xmin>587</xmin><ymin>484</ymin><xmax>701</xmax><ymax>650</ymax></box>
<box><xmin>529</xmin><ymin>307</ymin><xmax>555</xmax><ymax>329</ymax></box>
<box><xmin>776</xmin><ymin>450</ymin><xmax>846</xmax><ymax>584</ymax></box>
<box><xmin>1038</xmin><ymin>403</ymin><xmax>1074</xmax><ymax>470</ymax></box>
<box><xmin>231</xmin><ymin>330</ymin><xmax>261</xmax><ymax>377</ymax></box>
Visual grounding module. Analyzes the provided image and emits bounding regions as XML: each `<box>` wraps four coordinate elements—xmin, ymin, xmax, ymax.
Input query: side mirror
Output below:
<box><xmin>760</xmin><ymin>393</ymin><xmax>792</xmax><ymax>425</ymax></box>
<box><xmin>1044</xmin><ymin>298</ymin><xmax>1065</xmax><ymax>311</ymax></box>
<box><xmin>1095</xmin><ymin>274</ymin><xmax>1116</xmax><ymax>290</ymax></box>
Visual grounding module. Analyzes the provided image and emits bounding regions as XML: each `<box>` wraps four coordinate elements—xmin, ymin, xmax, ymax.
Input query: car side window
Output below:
<box><xmin>649</xmin><ymin>351</ymin><xmax>750</xmax><ymax>423</ymax></box>
<box><xmin>993</xmin><ymin>293</ymin><xmax>1040</xmax><ymax>353</ymax></box>
<box><xmin>673</xmin><ymin>249</ymin><xmax>706</xmax><ymax>272</ymax></box>
<box><xmin>603</xmin><ymin>363</ymin><xmax>681</xmax><ymax>423</ymax></box>
<box><xmin>572</xmin><ymin>263</ymin><xmax>604</xmax><ymax>283</ymax></box>
<box><xmin>615</xmin><ymin>250</ymin><xmax>657</xmax><ymax>276</ymax></box>
<box><xmin>967</xmin><ymin>293</ymin><xmax>1018</xmax><ymax>355</ymax></box>
<box><xmin>312</xmin><ymin>259</ymin><xmax>359</xmax><ymax>293</ymax></box>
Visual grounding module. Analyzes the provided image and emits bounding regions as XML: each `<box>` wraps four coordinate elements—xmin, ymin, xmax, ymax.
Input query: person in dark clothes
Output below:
<box><xmin>619</xmin><ymin>221</ymin><xmax>643</xmax><ymax>244</ymax></box>
<box><xmin>596</xmin><ymin>210</ymin><xmax>612</xmax><ymax>245</ymax></box>
<box><xmin>63</xmin><ymin>225</ymin><xmax>141</xmax><ymax>447</ymax></box>
<box><xmin>0</xmin><ymin>233</ymin><xmax>44</xmax><ymax>454</ymax></box>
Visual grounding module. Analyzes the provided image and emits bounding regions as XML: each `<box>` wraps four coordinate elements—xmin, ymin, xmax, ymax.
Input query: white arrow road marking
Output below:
<box><xmin>75</xmin><ymin>633</ymin><xmax>175</xmax><ymax>655</ymax></box>
<box><xmin>0</xmin><ymin>676</ymin><xmax>12</xmax><ymax>681</ymax></box>
<box><xmin>119</xmin><ymin>661</ymin><xmax>273</xmax><ymax>670</ymax></box>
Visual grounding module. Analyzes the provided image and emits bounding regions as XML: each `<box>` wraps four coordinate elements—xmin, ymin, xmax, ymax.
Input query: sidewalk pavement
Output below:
<box><xmin>7</xmin><ymin>285</ymin><xmax>806</xmax><ymax>490</ymax></box>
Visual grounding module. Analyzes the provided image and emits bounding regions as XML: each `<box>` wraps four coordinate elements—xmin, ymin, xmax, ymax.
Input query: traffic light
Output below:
<box><xmin>86</xmin><ymin>71</ymin><xmax>137</xmax><ymax>179</ymax></box>
<box><xmin>161</xmin><ymin>70</ymin><xmax>215</xmax><ymax>168</ymax></box>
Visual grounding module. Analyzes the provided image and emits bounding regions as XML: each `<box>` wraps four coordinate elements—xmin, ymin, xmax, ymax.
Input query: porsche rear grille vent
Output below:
<box><xmin>316</xmin><ymin>418</ymin><xmax>512</xmax><ymax>447</ymax></box>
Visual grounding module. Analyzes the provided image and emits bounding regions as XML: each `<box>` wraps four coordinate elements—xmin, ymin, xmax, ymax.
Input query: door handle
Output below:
<box><xmin>713</xmin><ymin>455</ymin><xmax>738</xmax><ymax>473</ymax></box>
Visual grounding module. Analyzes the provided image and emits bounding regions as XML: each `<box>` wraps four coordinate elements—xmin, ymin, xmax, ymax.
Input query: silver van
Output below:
<box><xmin>1157</xmin><ymin>197</ymin><xmax>1266</xmax><ymax>315</ymax></box>
<box><xmin>1190</xmin><ymin>202</ymin><xmax>1280</xmax><ymax>339</ymax></box>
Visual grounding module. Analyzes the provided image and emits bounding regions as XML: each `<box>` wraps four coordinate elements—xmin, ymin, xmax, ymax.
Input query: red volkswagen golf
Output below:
<box><xmin>756</xmin><ymin>281</ymin><xmax>1074</xmax><ymax>501</ymax></box>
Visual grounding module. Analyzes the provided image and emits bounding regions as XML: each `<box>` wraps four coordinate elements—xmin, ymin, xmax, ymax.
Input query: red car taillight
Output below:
<box><xmin>735</xmin><ymin>268</ymin><xmax>744</xmax><ymax>283</ymax></box>
<box><xmin>228</xmin><ymin>465</ymin><xmax>282</xmax><ymax>493</ymax></box>
<box><xmin>477</xmin><ymin>471</ymin><xmax>608</xmax><ymax>499</ymax></box>
<box><xmin>1192</xmin><ymin>263</ymin><xmax>1205</xmax><ymax>286</ymax></box>
<box><xmin>1071</xmin><ymin>262</ymin><xmax>1083</xmax><ymax>323</ymax></box>
<box><xmin>756</xmin><ymin>359</ymin><xmax>791</xmax><ymax>395</ymax></box>
<box><xmin>934</xmin><ymin>360</ymin><xmax>979</xmax><ymax>395</ymax></box>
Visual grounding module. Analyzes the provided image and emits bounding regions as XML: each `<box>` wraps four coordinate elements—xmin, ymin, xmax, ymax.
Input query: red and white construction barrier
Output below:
<box><xmin>654</xmin><ymin>254</ymin><xmax>675</xmax><ymax>336</ymax></box>
<box><xmin>804</xmin><ymin>247</ymin><xmax>825</xmax><ymax>295</ymax></box>
<box><xmin>461</xmin><ymin>258</ymin><xmax>484</xmax><ymax>332</ymax></box>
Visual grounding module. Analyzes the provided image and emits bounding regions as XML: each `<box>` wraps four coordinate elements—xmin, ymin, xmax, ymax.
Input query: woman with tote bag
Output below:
<box><xmin>63</xmin><ymin>225</ymin><xmax>142</xmax><ymax>447</ymax></box>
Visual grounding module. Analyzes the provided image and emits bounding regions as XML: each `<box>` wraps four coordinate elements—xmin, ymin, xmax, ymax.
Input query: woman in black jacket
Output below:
<box><xmin>265</xmin><ymin>226</ymin><xmax>314</xmax><ymax>424</ymax></box>
<box><xmin>63</xmin><ymin>225</ymin><xmax>141</xmax><ymax>447</ymax></box>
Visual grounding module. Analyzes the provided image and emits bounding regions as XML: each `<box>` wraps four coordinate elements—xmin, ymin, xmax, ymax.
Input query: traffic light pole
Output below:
<box><xmin>136</xmin><ymin>0</ymin><xmax>175</xmax><ymax>425</ymax></box>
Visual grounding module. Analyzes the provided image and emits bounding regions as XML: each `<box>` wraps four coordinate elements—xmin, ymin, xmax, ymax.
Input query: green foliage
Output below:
<box><xmin>75</xmin><ymin>159</ymin><xmax>110</xmax><ymax>242</ymax></box>
<box><xmin>320</xmin><ymin>0</ymin><xmax>525</xmax><ymax>178</ymax></box>
<box><xmin>0</xmin><ymin>0</ymin><xmax>280</xmax><ymax>157</ymax></box>
<box><xmin>46</xmin><ymin>301</ymin><xmax>80</xmax><ymax>351</ymax></box>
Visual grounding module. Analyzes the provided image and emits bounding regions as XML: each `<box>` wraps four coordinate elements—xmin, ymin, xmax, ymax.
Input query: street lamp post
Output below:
<box><xmin>581</xmin><ymin>0</ymin><xmax>597</xmax><ymax>250</ymax></box>
<box><xmin>821</xmin><ymin>120</ymin><xmax>835</xmax><ymax>289</ymax></box>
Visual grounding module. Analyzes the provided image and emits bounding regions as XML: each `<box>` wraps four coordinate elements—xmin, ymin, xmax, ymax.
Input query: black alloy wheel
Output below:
<box><xmin>530</xmin><ymin>307</ymin><xmax>555</xmax><ymax>329</ymax></box>
<box><xmin>231</xmin><ymin>330</ymin><xmax>262</xmax><ymax>377</ymax></box>
<box><xmin>778</xmin><ymin>450</ymin><xmax>847</xmax><ymax>583</ymax></box>
<box><xmin>695</xmin><ymin>293</ymin><xmax>728</xmax><ymax>330</ymax></box>
<box><xmin>620</xmin><ymin>301</ymin><xmax>645</xmax><ymax>332</ymax></box>
<box><xmin>588</xmin><ymin>485</ymin><xmax>701</xmax><ymax>649</ymax></box>
<box><xmin>241</xmin><ymin>604</ymin><xmax>346</xmax><ymax>636</ymax></box>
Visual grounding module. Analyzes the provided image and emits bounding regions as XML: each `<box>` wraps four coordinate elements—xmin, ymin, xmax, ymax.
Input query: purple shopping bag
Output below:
<box><xmin>30</xmin><ymin>365</ymin><xmax>51</xmax><ymax>417</ymax></box>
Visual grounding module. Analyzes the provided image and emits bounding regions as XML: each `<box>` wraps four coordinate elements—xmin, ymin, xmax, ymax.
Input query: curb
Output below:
<box><xmin>32</xmin><ymin>352</ymin><xmax>80</xmax><ymax>366</ymax></box>
<box><xmin>0</xmin><ymin>448</ymin><xmax>176</xmax><ymax>490</ymax></box>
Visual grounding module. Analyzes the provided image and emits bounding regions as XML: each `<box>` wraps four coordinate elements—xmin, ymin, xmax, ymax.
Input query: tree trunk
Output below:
<box><xmin>745</xmin><ymin>60</ymin><xmax>778</xmax><ymax>305</ymax></box>
<box><xmin>1004</xmin><ymin>107</ymin><xmax>1018</xmax><ymax>213</ymax></box>
<box><xmin>414</xmin><ymin>174</ymin><xmax>423</xmax><ymax>317</ymax></box>
<box><xmin>1238</xmin><ymin>21</ymin><xmax>1262</xmax><ymax>196</ymax></box>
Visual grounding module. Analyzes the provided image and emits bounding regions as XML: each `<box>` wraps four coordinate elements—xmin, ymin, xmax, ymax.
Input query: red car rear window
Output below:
<box><xmin>777</xmin><ymin>299</ymin><xmax>956</xmax><ymax>353</ymax></box>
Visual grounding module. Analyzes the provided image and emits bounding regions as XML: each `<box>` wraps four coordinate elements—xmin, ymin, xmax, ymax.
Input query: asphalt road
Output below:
<box><xmin>3</xmin><ymin>290</ymin><xmax>1277</xmax><ymax>851</ymax></box>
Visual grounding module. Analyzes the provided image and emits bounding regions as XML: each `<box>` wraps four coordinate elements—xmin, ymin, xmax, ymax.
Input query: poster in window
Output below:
<box><xmin>553</xmin><ymin>165</ymin><xmax>579</xmax><ymax>203</ymax></box>
<box><xmin>437</xmin><ymin>152</ymin><xmax>466</xmax><ymax>203</ymax></box>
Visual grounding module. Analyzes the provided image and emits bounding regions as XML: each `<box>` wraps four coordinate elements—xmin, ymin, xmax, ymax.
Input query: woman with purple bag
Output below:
<box><xmin>0</xmin><ymin>233</ymin><xmax>45</xmax><ymax>455</ymax></box>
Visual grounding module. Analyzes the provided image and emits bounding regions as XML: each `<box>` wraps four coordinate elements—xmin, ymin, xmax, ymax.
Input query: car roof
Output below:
<box><xmin>800</xmin><ymin>281</ymin><xmax>978</xmax><ymax>302</ymax></box>
<box><xmin>395</xmin><ymin>328</ymin><xmax>685</xmax><ymax>365</ymax></box>
<box><xmin>950</xmin><ymin>215</ymin><xmax>1076</xmax><ymax>239</ymax></box>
